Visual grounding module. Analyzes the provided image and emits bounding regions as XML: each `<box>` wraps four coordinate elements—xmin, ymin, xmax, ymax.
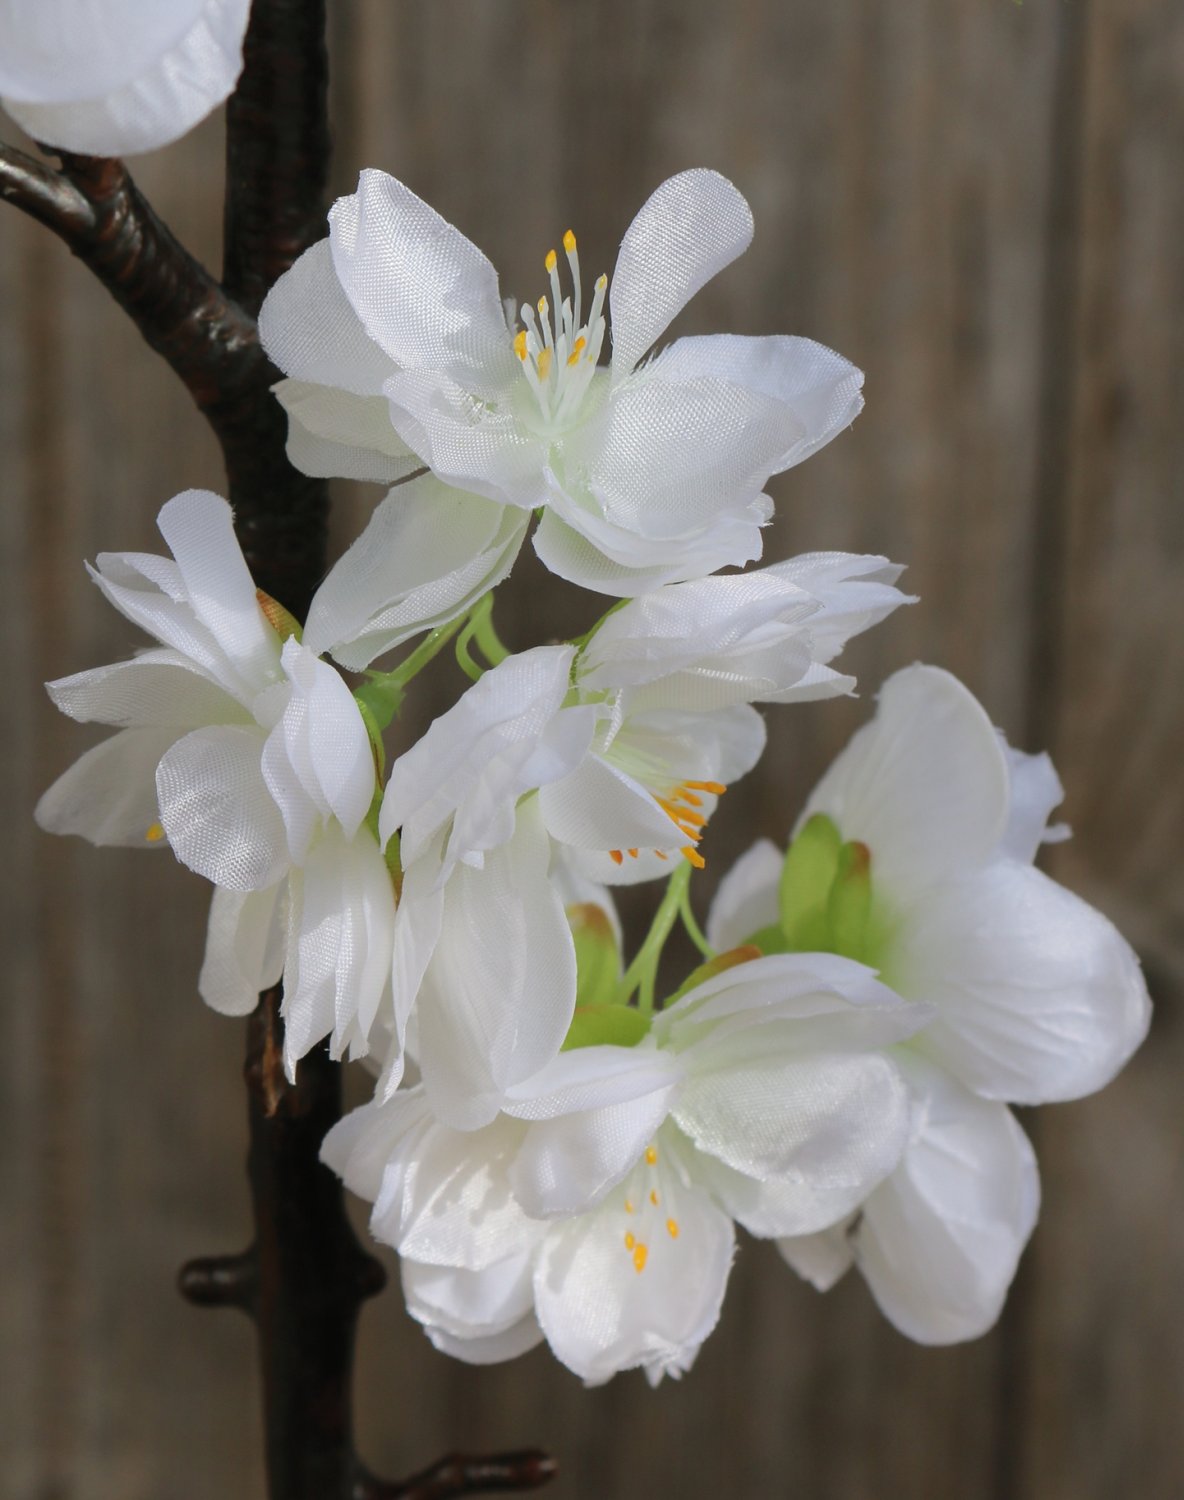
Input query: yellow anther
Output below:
<box><xmin>595</xmin><ymin>273</ymin><xmax>608</xmax><ymax>290</ymax></box>
<box><xmin>624</xmin><ymin>1198</ymin><xmax>634</xmax><ymax>1214</ymax></box>
<box><xmin>685</xmin><ymin>780</ymin><xmax>726</xmax><ymax>795</ymax></box>
<box><xmin>654</xmin><ymin>850</ymin><xmax>669</xmax><ymax>861</ymax></box>
<box><xmin>145</xmin><ymin>821</ymin><xmax>166</xmax><ymax>843</ymax></box>
<box><xmin>624</xmin><ymin>1231</ymin><xmax>636</xmax><ymax>1250</ymax></box>
<box><xmin>632</xmin><ymin>1243</ymin><xmax>648</xmax><ymax>1273</ymax></box>
<box><xmin>537</xmin><ymin>295</ymin><xmax>549</xmax><ymax>316</ymax></box>
<box><xmin>666</xmin><ymin>1219</ymin><xmax>680</xmax><ymax>1239</ymax></box>
<box><xmin>513</xmin><ymin>329</ymin><xmax>528</xmax><ymax>360</ymax></box>
<box><xmin>679</xmin><ymin>790</ymin><xmax>704</xmax><ymax>808</ymax></box>
<box><xmin>627</xmin><ymin>848</ymin><xmax>639</xmax><ymax>859</ymax></box>
<box><xmin>649</xmin><ymin>1189</ymin><xmax>659</xmax><ymax>1207</ymax></box>
<box><xmin>645</xmin><ymin>1146</ymin><xmax>658</xmax><ymax>1166</ymax></box>
<box><xmin>563</xmin><ymin>229</ymin><xmax>577</xmax><ymax>254</ymax></box>
<box><xmin>609</xmin><ymin>849</ymin><xmax>624</xmax><ymax>866</ymax></box>
<box><xmin>682</xmin><ymin>847</ymin><xmax>707</xmax><ymax>870</ymax></box>
<box><xmin>545</xmin><ymin>248</ymin><xmax>558</xmax><ymax>273</ymax></box>
<box><xmin>566</xmin><ymin>335</ymin><xmax>587</xmax><ymax>367</ymax></box>
<box><xmin>536</xmin><ymin>347</ymin><xmax>553</xmax><ymax>381</ymax></box>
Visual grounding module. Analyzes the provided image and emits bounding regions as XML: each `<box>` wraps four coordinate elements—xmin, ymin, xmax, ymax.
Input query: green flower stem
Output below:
<box><xmin>358</xmin><ymin>612</ymin><xmax>469</xmax><ymax>731</ymax></box>
<box><xmin>679</xmin><ymin>882</ymin><xmax>714</xmax><ymax>960</ymax></box>
<box><xmin>615</xmin><ymin>862</ymin><xmax>693</xmax><ymax>1014</ymax></box>
<box><xmin>455</xmin><ymin>593</ymin><xmax>506</xmax><ymax>681</ymax></box>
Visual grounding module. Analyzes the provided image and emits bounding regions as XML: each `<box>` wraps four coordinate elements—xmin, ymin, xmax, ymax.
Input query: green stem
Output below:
<box><xmin>358</xmin><ymin>612</ymin><xmax>469</xmax><ymax>732</ymax></box>
<box><xmin>679</xmin><ymin>883</ymin><xmax>714</xmax><ymax>960</ymax></box>
<box><xmin>615</xmin><ymin>862</ymin><xmax>693</xmax><ymax>1014</ymax></box>
<box><xmin>455</xmin><ymin>593</ymin><xmax>505</xmax><ymax>681</ymax></box>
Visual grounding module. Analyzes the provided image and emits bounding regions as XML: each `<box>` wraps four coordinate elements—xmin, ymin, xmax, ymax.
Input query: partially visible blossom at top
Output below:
<box><xmin>260</xmin><ymin>167</ymin><xmax>864</xmax><ymax>595</ymax></box>
<box><xmin>0</xmin><ymin>0</ymin><xmax>251</xmax><ymax>156</ymax></box>
<box><xmin>35</xmin><ymin>489</ymin><xmax>394</xmax><ymax>1078</ymax></box>
<box><xmin>324</xmin><ymin>949</ymin><xmax>929</xmax><ymax>1385</ymax></box>
<box><xmin>708</xmin><ymin>664</ymin><xmax>1152</xmax><ymax>1342</ymax></box>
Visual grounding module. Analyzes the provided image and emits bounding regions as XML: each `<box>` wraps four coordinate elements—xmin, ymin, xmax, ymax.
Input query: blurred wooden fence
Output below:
<box><xmin>2</xmin><ymin>2</ymin><xmax>1181</xmax><ymax>1496</ymax></box>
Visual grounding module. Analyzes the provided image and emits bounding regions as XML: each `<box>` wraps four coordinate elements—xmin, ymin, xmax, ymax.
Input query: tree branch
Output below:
<box><xmin>0</xmin><ymin>142</ymin><xmax>92</xmax><ymax>236</ymax></box>
<box><xmin>356</xmin><ymin>1452</ymin><xmax>559</xmax><ymax>1499</ymax></box>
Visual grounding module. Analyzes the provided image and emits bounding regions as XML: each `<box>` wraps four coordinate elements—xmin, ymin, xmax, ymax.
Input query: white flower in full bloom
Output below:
<box><xmin>323</xmin><ymin>949</ymin><xmax>930</xmax><ymax>1384</ymax></box>
<box><xmin>707</xmin><ymin>663</ymin><xmax>1152</xmax><ymax>1342</ymax></box>
<box><xmin>35</xmin><ymin>489</ymin><xmax>395</xmax><ymax>1077</ymax></box>
<box><xmin>0</xmin><ymin>0</ymin><xmax>251</xmax><ymax>156</ymax></box>
<box><xmin>259</xmin><ymin>167</ymin><xmax>865</xmax><ymax>594</ymax></box>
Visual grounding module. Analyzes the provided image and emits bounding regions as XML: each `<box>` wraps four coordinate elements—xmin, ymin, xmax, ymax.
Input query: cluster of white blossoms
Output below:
<box><xmin>37</xmin><ymin>168</ymin><xmax>1150</xmax><ymax>1383</ymax></box>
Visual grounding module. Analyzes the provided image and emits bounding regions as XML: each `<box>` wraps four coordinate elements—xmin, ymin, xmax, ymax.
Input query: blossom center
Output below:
<box><xmin>513</xmin><ymin>230</ymin><xmax>608</xmax><ymax>431</ymax></box>
<box><xmin>620</xmin><ymin>1143</ymin><xmax>681</xmax><ymax>1275</ymax></box>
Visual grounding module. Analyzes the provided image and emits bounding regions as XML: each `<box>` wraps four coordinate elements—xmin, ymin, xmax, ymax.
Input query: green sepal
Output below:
<box><xmin>827</xmin><ymin>840</ymin><xmax>872</xmax><ymax>961</ymax></box>
<box><xmin>663</xmin><ymin>944</ymin><xmax>764</xmax><ymax>1006</ymax></box>
<box><xmin>562</xmin><ymin>1003</ymin><xmax>651</xmax><ymax>1051</ymax></box>
<box><xmin>355</xmin><ymin>697</ymin><xmax>388</xmax><ymax>784</ymax></box>
<box><xmin>568</xmin><ymin>902</ymin><xmax>621</xmax><ymax>1011</ymax></box>
<box><xmin>355</xmin><ymin>673</ymin><xmax>405</xmax><ymax>735</ymax></box>
<box><xmin>779</xmin><ymin>813</ymin><xmax>843</xmax><ymax>949</ymax></box>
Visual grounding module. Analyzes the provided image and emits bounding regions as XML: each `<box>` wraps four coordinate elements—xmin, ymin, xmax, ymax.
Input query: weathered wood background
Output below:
<box><xmin>3</xmin><ymin>1</ymin><xmax>1182</xmax><ymax>1496</ymax></box>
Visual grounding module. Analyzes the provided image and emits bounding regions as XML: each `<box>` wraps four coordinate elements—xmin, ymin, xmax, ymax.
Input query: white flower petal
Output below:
<box><xmin>403</xmin><ymin>1254</ymin><xmax>542</xmax><ymax>1357</ymax></box>
<box><xmin>35</xmin><ymin>726</ymin><xmax>178</xmax><ymax>847</ymax></box>
<box><xmin>539</xmin><ymin>752</ymin><xmax>687</xmax><ymax>856</ymax></box>
<box><xmin>609</xmin><ymin>169</ymin><xmax>753</xmax><ymax>380</ymax></box>
<box><xmin>259</xmin><ymin>239</ymin><xmax>400</xmax><ymax>397</ymax></box>
<box><xmin>532</xmin><ymin>502</ymin><xmax>768</xmax><ymax>597</ymax></box>
<box><xmin>372</xmin><ymin>1114</ymin><xmax>537</xmax><ymax>1271</ymax></box>
<box><xmin>853</xmin><ymin>1055</ymin><xmax>1040</xmax><ymax>1345</ymax></box>
<box><xmin>383</xmin><ymin>367</ymin><xmax>547</xmax><ymax>509</ymax></box>
<box><xmin>777</xmin><ymin>1221</ymin><xmax>855</xmax><ymax>1292</ymax></box>
<box><xmin>381</xmin><ymin>646</ymin><xmax>580</xmax><ymax>871</ymax></box>
<box><xmin>384</xmin><ymin>846</ymin><xmax>446</xmax><ymax>1100</ymax></box>
<box><xmin>155</xmin><ymin>490</ymin><xmax>282</xmax><ymax>689</ymax></box>
<box><xmin>998</xmin><ymin>745</ymin><xmax>1069</xmax><ymax>863</ymax></box>
<box><xmin>801</xmin><ymin>663</ymin><xmax>1011</xmax><ymax>894</ymax></box>
<box><xmin>330</xmin><ymin>170</ymin><xmax>518</xmax><ymax>397</ymax></box>
<box><xmin>46</xmin><ymin>649</ymin><xmax>247</xmax><ymax>730</ymax></box>
<box><xmin>155</xmin><ymin>723</ymin><xmax>288</xmax><ymax>891</ymax></box>
<box><xmin>533</xmin><ymin>1136</ymin><xmax>734</xmax><ymax>1384</ymax></box>
<box><xmin>415</xmin><ymin>804</ymin><xmax>577</xmax><ymax>1130</ymax></box>
<box><xmin>198</xmin><ymin>883</ymin><xmax>284</xmax><ymax>1017</ymax></box>
<box><xmin>1</xmin><ymin>0</ymin><xmax>250</xmax><ymax>156</ymax></box>
<box><xmin>900</xmin><ymin>862</ymin><xmax>1152</xmax><ymax>1104</ymax></box>
<box><xmin>320</xmin><ymin>1092</ymin><xmax>433</xmax><ymax>1204</ymax></box>
<box><xmin>274</xmin><ymin>380</ymin><xmax>419</xmax><ymax>484</ymax></box>
<box><xmin>280</xmin><ymin>826</ymin><xmax>395</xmax><ymax>1075</ymax></box>
<box><xmin>304</xmin><ymin>476</ymin><xmax>526</xmax><ymax>669</ymax></box>
<box><xmin>705</xmin><ymin>838</ymin><xmax>782</xmax><ymax>951</ymax></box>
<box><xmin>673</xmin><ymin>1050</ymin><xmax>911</xmax><ymax>1236</ymax></box>
<box><xmin>648</xmin><ymin>333</ymin><xmax>865</xmax><ymax>473</ymax></box>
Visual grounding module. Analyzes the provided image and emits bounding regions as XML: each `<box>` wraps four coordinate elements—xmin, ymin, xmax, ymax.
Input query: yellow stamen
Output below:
<box><xmin>624</xmin><ymin>1199</ymin><xmax>634</xmax><ymax>1215</ymax></box>
<box><xmin>627</xmin><ymin>848</ymin><xmax>639</xmax><ymax>859</ymax></box>
<box><xmin>513</xmin><ymin>329</ymin><xmax>528</xmax><ymax>360</ymax></box>
<box><xmin>649</xmin><ymin>1189</ymin><xmax>659</xmax><ymax>1207</ymax></box>
<box><xmin>563</xmin><ymin>229</ymin><xmax>577</xmax><ymax>254</ymax></box>
<box><xmin>679</xmin><ymin>790</ymin><xmax>703</xmax><ymax>808</ymax></box>
<box><xmin>645</xmin><ymin>1146</ymin><xmax>658</xmax><ymax>1166</ymax></box>
<box><xmin>145</xmin><ymin>821</ymin><xmax>166</xmax><ymax>843</ymax></box>
<box><xmin>536</xmin><ymin>347</ymin><xmax>553</xmax><ymax>381</ymax></box>
<box><xmin>537</xmin><ymin>295</ymin><xmax>549</xmax><ymax>317</ymax></box>
<box><xmin>609</xmin><ymin>849</ymin><xmax>624</xmax><ymax>866</ymax></box>
<box><xmin>545</xmin><ymin>248</ymin><xmax>558</xmax><ymax>273</ymax></box>
<box><xmin>654</xmin><ymin>850</ymin><xmax>669</xmax><ymax>861</ymax></box>
<box><xmin>624</xmin><ymin>1231</ymin><xmax>635</xmax><ymax>1250</ymax></box>
<box><xmin>685</xmin><ymin>780</ymin><xmax>726</xmax><ymax>795</ymax></box>
<box><xmin>676</xmin><ymin>808</ymin><xmax>707</xmax><ymax>829</ymax></box>
<box><xmin>595</xmin><ymin>273</ymin><xmax>607</xmax><ymax>291</ymax></box>
<box><xmin>682</xmin><ymin>847</ymin><xmax>706</xmax><ymax>869</ymax></box>
<box><xmin>566</xmin><ymin>335</ymin><xmax>587</xmax><ymax>367</ymax></box>
<box><xmin>666</xmin><ymin>1219</ymin><xmax>680</xmax><ymax>1239</ymax></box>
<box><xmin>632</xmin><ymin>1243</ymin><xmax>648</xmax><ymax>1273</ymax></box>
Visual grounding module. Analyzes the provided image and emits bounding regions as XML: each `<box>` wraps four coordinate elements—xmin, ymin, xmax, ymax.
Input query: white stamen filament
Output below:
<box><xmin>513</xmin><ymin>232</ymin><xmax>607</xmax><ymax>429</ymax></box>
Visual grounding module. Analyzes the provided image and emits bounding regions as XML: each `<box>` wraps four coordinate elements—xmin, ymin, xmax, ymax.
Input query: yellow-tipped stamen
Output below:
<box><xmin>645</xmin><ymin>1146</ymin><xmax>658</xmax><ymax>1166</ymax></box>
<box><xmin>649</xmin><ymin>1189</ymin><xmax>659</xmax><ymax>1207</ymax></box>
<box><xmin>145</xmin><ymin>821</ymin><xmax>166</xmax><ymax>843</ymax></box>
<box><xmin>513</xmin><ymin>329</ymin><xmax>528</xmax><ymax>360</ymax></box>
<box><xmin>563</xmin><ymin>229</ymin><xmax>577</xmax><ymax>253</ymax></box>
<box><xmin>609</xmin><ymin>849</ymin><xmax>624</xmax><ymax>866</ymax></box>
<box><xmin>654</xmin><ymin>850</ymin><xmax>669</xmax><ymax>861</ymax></box>
<box><xmin>536</xmin><ymin>347</ymin><xmax>553</xmax><ymax>381</ymax></box>
<box><xmin>566</xmin><ymin>335</ymin><xmax>587</xmax><ymax>367</ymax></box>
<box><xmin>627</xmin><ymin>848</ymin><xmax>639</xmax><ymax>859</ymax></box>
<box><xmin>682</xmin><ymin>847</ymin><xmax>706</xmax><ymax>870</ymax></box>
<box><xmin>666</xmin><ymin>1219</ymin><xmax>680</xmax><ymax>1240</ymax></box>
<box><xmin>545</xmin><ymin>248</ymin><xmax>558</xmax><ymax>273</ymax></box>
<box><xmin>685</xmin><ymin>780</ymin><xmax>726</xmax><ymax>795</ymax></box>
<box><xmin>624</xmin><ymin>1232</ymin><xmax>636</xmax><ymax>1250</ymax></box>
<box><xmin>625</xmin><ymin>1198</ymin><xmax>634</xmax><ymax>1214</ymax></box>
<box><xmin>632</xmin><ymin>1244</ymin><xmax>648</xmax><ymax>1273</ymax></box>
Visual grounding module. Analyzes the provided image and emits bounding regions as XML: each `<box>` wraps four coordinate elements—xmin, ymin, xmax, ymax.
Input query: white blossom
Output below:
<box><xmin>259</xmin><ymin>167</ymin><xmax>864</xmax><ymax>594</ymax></box>
<box><xmin>0</xmin><ymin>0</ymin><xmax>251</xmax><ymax>156</ymax></box>
<box><xmin>708</xmin><ymin>663</ymin><xmax>1151</xmax><ymax>1342</ymax></box>
<box><xmin>35</xmin><ymin>489</ymin><xmax>394</xmax><ymax>1077</ymax></box>
<box><xmin>324</xmin><ymin>950</ymin><xmax>929</xmax><ymax>1384</ymax></box>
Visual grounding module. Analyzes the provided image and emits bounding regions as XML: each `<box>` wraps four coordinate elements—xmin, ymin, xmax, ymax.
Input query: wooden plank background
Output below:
<box><xmin>3</xmin><ymin>1</ymin><xmax>1182</xmax><ymax>1495</ymax></box>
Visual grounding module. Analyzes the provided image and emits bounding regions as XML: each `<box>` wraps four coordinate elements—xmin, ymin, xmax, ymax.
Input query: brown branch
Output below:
<box><xmin>0</xmin><ymin>143</ymin><xmax>93</xmax><ymax>236</ymax></box>
<box><xmin>355</xmin><ymin>1452</ymin><xmax>559</xmax><ymax>1499</ymax></box>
